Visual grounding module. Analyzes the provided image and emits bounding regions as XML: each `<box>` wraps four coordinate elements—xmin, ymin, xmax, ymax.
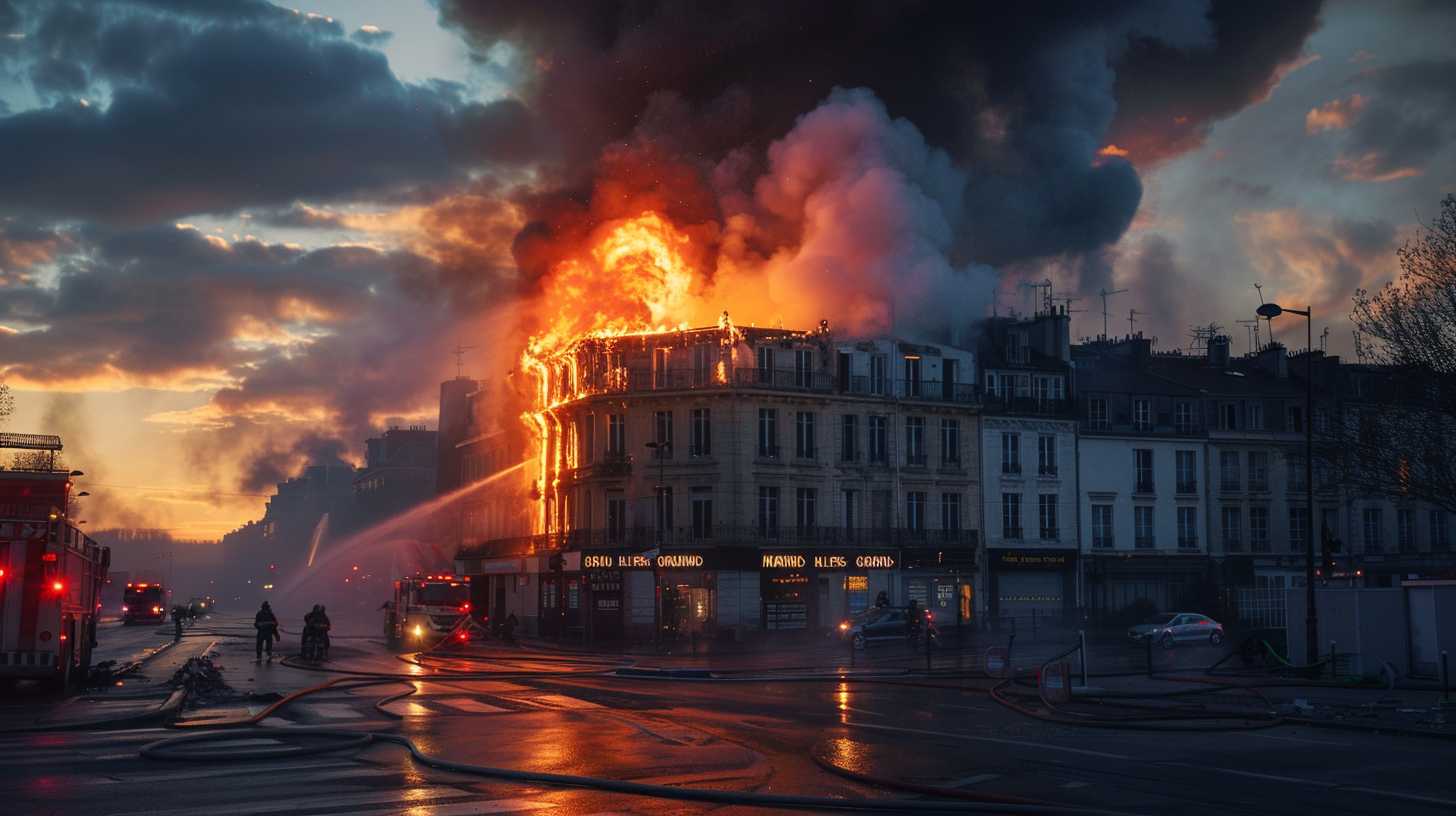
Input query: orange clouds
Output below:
<box><xmin>1332</xmin><ymin>151</ymin><xmax>1422</xmax><ymax>183</ymax></box>
<box><xmin>1235</xmin><ymin>208</ymin><xmax>1401</xmax><ymax>319</ymax></box>
<box><xmin>1305</xmin><ymin>94</ymin><xmax>1367</xmax><ymax>133</ymax></box>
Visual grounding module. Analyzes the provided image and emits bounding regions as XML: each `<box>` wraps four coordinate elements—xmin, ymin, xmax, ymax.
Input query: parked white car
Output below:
<box><xmin>1127</xmin><ymin>612</ymin><xmax>1224</xmax><ymax>648</ymax></box>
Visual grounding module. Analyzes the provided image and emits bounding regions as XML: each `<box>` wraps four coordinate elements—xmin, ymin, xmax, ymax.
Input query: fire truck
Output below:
<box><xmin>384</xmin><ymin>573</ymin><xmax>473</xmax><ymax>647</ymax></box>
<box><xmin>122</xmin><ymin>581</ymin><xmax>167</xmax><ymax>624</ymax></box>
<box><xmin>0</xmin><ymin>433</ymin><xmax>110</xmax><ymax>689</ymax></box>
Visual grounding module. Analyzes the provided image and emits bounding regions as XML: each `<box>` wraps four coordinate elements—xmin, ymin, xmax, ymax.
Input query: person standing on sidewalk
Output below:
<box><xmin>254</xmin><ymin>601</ymin><xmax>279</xmax><ymax>660</ymax></box>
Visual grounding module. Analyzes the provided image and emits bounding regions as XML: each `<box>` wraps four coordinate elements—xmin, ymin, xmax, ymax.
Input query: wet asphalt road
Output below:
<box><xmin>2</xmin><ymin>613</ymin><xmax>1454</xmax><ymax>815</ymax></box>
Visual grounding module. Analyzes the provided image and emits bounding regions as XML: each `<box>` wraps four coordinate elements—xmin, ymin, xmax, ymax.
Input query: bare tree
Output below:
<box><xmin>1341</xmin><ymin>195</ymin><xmax>1456</xmax><ymax>513</ymax></box>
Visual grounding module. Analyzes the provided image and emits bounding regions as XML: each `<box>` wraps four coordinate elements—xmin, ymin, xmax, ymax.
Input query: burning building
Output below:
<box><xmin>455</xmin><ymin>320</ymin><xmax>981</xmax><ymax>642</ymax></box>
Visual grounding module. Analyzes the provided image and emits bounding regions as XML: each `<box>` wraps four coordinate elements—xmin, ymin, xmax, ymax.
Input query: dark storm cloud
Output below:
<box><xmin>1339</xmin><ymin>58</ymin><xmax>1456</xmax><ymax>179</ymax></box>
<box><xmin>0</xmin><ymin>1</ymin><xmax>541</xmax><ymax>224</ymax></box>
<box><xmin>239</xmin><ymin>432</ymin><xmax>350</xmax><ymax>493</ymax></box>
<box><xmin>437</xmin><ymin>0</ymin><xmax>1325</xmax><ymax>268</ymax></box>
<box><xmin>1333</xmin><ymin>216</ymin><xmax>1397</xmax><ymax>259</ymax></box>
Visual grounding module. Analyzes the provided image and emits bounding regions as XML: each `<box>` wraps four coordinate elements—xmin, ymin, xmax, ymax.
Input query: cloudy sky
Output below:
<box><xmin>0</xmin><ymin>0</ymin><xmax>1452</xmax><ymax>538</ymax></box>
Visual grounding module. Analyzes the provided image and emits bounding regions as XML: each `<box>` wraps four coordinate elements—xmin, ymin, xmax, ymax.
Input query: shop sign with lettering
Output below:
<box><xmin>758</xmin><ymin>551</ymin><xmax>898</xmax><ymax>570</ymax></box>
<box><xmin>996</xmin><ymin>550</ymin><xmax>1071</xmax><ymax>568</ymax></box>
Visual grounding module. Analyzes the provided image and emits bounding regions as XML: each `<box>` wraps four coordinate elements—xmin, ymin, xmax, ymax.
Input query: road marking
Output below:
<box><xmin>1244</xmin><ymin>732</ymin><xmax>1353</xmax><ymax>747</ymax></box>
<box><xmin>1160</xmin><ymin>762</ymin><xmax>1336</xmax><ymax>788</ymax></box>
<box><xmin>300</xmin><ymin>798</ymin><xmax>554</xmax><ymax>816</ymax></box>
<box><xmin>1342</xmin><ymin>787</ymin><xmax>1456</xmax><ymax>809</ymax></box>
<box><xmin>108</xmin><ymin>785</ymin><xmax>467</xmax><ymax>816</ymax></box>
<box><xmin>382</xmin><ymin>700</ymin><xmax>435</xmax><ymax>717</ymax></box>
<box><xmin>438</xmin><ymin>698</ymin><xmax>512</xmax><ymax>714</ymax></box>
<box><xmin>308</xmin><ymin>703</ymin><xmax>364</xmax><ymax>719</ymax></box>
<box><xmin>524</xmin><ymin>693</ymin><xmax>602</xmax><ymax>709</ymax></box>
<box><xmin>948</xmin><ymin>773</ymin><xmax>1000</xmax><ymax>787</ymax></box>
<box><xmin>938</xmin><ymin>703</ymin><xmax>991</xmax><ymax>712</ymax></box>
<box><xmin>1061</xmin><ymin>781</ymin><xmax>1090</xmax><ymax>789</ymax></box>
<box><xmin>847</xmin><ymin>721</ymin><xmax>1131</xmax><ymax>760</ymax></box>
<box><xmin>84</xmin><ymin>759</ymin><xmax>355</xmax><ymax>784</ymax></box>
<box><xmin>837</xmin><ymin>705</ymin><xmax>885</xmax><ymax>718</ymax></box>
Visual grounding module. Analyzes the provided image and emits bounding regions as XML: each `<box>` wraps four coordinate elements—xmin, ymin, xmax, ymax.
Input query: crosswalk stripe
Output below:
<box><xmin>381</xmin><ymin>700</ymin><xmax>435</xmax><ymax>717</ymax></box>
<box><xmin>308</xmin><ymin>703</ymin><xmax>364</xmax><ymax>719</ymax></box>
<box><xmin>83</xmin><ymin>759</ymin><xmax>356</xmax><ymax>785</ymax></box>
<box><xmin>321</xmin><ymin>798</ymin><xmax>554</xmax><ymax>816</ymax></box>
<box><xmin>107</xmin><ymin>785</ymin><xmax>467</xmax><ymax>816</ymax></box>
<box><xmin>522</xmin><ymin>694</ymin><xmax>601</xmax><ymax>710</ymax></box>
<box><xmin>438</xmin><ymin>698</ymin><xmax>511</xmax><ymax>714</ymax></box>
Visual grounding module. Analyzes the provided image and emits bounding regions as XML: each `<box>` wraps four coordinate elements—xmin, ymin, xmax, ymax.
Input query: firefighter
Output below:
<box><xmin>171</xmin><ymin>605</ymin><xmax>186</xmax><ymax>640</ymax></box>
<box><xmin>254</xmin><ymin>601</ymin><xmax>279</xmax><ymax>660</ymax></box>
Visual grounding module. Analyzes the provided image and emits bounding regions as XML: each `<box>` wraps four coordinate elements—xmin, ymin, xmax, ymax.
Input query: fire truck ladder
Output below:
<box><xmin>0</xmin><ymin>433</ymin><xmax>64</xmax><ymax>470</ymax></box>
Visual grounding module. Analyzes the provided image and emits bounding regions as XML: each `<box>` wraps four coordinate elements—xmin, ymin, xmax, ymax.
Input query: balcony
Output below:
<box><xmin>1220</xmin><ymin>479</ymin><xmax>1241</xmax><ymax>493</ymax></box>
<box><xmin>1039</xmin><ymin>528</ymin><xmax>1059</xmax><ymax>541</ymax></box>
<box><xmin>593</xmin><ymin>452</ymin><xmax>632</xmax><ymax>478</ymax></box>
<box><xmin>1002</xmin><ymin>527</ymin><xmax>1024</xmax><ymax>540</ymax></box>
<box><xmin>1176</xmin><ymin>481</ymin><xmax>1198</xmax><ymax>495</ymax></box>
<box><xmin>757</xmin><ymin>444</ymin><xmax>781</xmax><ymax>460</ymax></box>
<box><xmin>1135</xmin><ymin>536</ymin><xmax>1155</xmax><ymax>550</ymax></box>
<box><xmin>1135</xmin><ymin>480</ymin><xmax>1155</xmax><ymax>495</ymax></box>
<box><xmin>531</xmin><ymin>525</ymin><xmax>985</xmax><ymax>552</ymax></box>
<box><xmin>983</xmin><ymin>395</ymin><xmax>1073</xmax><ymax>416</ymax></box>
<box><xmin>1092</xmin><ymin>537</ymin><xmax>1114</xmax><ymax>549</ymax></box>
<box><xmin>905</xmin><ymin>452</ymin><xmax>928</xmax><ymax>467</ymax></box>
<box><xmin>1178</xmin><ymin>537</ymin><xmax>1199</xmax><ymax>550</ymax></box>
<box><xmin>1001</xmin><ymin>463</ymin><xmax>1022</xmax><ymax>476</ymax></box>
<box><xmin>1038</xmin><ymin>465</ymin><xmax>1058</xmax><ymax>477</ymax></box>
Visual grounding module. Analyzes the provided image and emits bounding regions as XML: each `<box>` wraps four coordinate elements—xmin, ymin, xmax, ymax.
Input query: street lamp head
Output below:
<box><xmin>1256</xmin><ymin>303</ymin><xmax>1283</xmax><ymax>319</ymax></box>
<box><xmin>77</xmin><ymin>491</ymin><xmax>90</xmax><ymax>497</ymax></box>
<box><xmin>69</xmin><ymin>470</ymin><xmax>85</xmax><ymax>477</ymax></box>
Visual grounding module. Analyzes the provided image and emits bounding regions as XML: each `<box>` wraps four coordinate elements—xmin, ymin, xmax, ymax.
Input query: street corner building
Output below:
<box><xmin>444</xmin><ymin>321</ymin><xmax>983</xmax><ymax>643</ymax></box>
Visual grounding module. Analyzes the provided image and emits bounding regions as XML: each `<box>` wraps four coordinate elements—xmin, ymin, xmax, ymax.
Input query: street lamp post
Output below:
<box><xmin>1257</xmin><ymin>301</ymin><xmax>1317</xmax><ymax>665</ymax></box>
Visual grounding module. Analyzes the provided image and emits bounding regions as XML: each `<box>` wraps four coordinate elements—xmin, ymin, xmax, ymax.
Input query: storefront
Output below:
<box><xmin>580</xmin><ymin>548</ymin><xmax>759</xmax><ymax>642</ymax></box>
<box><xmin>901</xmin><ymin>547</ymin><xmax>977</xmax><ymax>630</ymax></box>
<box><xmin>758</xmin><ymin>549</ymin><xmax>900</xmax><ymax>634</ymax></box>
<box><xmin>986</xmin><ymin>548</ymin><xmax>1077</xmax><ymax>625</ymax></box>
<box><xmin>1086</xmin><ymin>553</ymin><xmax>1212</xmax><ymax>625</ymax></box>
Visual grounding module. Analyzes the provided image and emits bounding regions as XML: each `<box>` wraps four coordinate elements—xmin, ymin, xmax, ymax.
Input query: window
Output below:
<box><xmin>758</xmin><ymin>486</ymin><xmax>779</xmax><ymax>538</ymax></box>
<box><xmin>795</xmin><ymin>349</ymin><xmax>815</xmax><ymax>389</ymax></box>
<box><xmin>1248</xmin><ymin>402</ymin><xmax>1264</xmax><ymax>431</ymax></box>
<box><xmin>1362</xmin><ymin>508</ymin><xmax>1383</xmax><ymax>552</ymax></box>
<box><xmin>1134</xmin><ymin>506</ymin><xmax>1154</xmax><ymax>549</ymax></box>
<box><xmin>796</xmin><ymin>487</ymin><xmax>817</xmax><ymax>534</ymax></box>
<box><xmin>1172</xmin><ymin>402</ymin><xmax>1194</xmax><ymax>434</ymax></box>
<box><xmin>1133</xmin><ymin>399</ymin><xmax>1152</xmax><ymax>431</ymax></box>
<box><xmin>870</xmin><ymin>355</ymin><xmax>887</xmax><ymax>395</ymax></box>
<box><xmin>1001</xmin><ymin>432</ymin><xmax>1021</xmax><ymax>474</ymax></box>
<box><xmin>906</xmin><ymin>491</ymin><xmax>926</xmax><ymax>534</ymax></box>
<box><xmin>655</xmin><ymin>486</ymin><xmax>673</xmax><ymax>543</ymax></box>
<box><xmin>1432</xmin><ymin>510</ymin><xmax>1450</xmax><ymax>551</ymax></box>
<box><xmin>942</xmin><ymin>359</ymin><xmax>959</xmax><ymax>400</ymax></box>
<box><xmin>1314</xmin><ymin>408</ymin><xmax>1330</xmax><ymax>435</ymax></box>
<box><xmin>941</xmin><ymin>493</ymin><xmax>962</xmax><ymax>533</ymax></box>
<box><xmin>940</xmin><ymin>419</ymin><xmax>960</xmax><ymax>465</ymax></box>
<box><xmin>1176</xmin><ymin>450</ymin><xmax>1197</xmax><ymax>494</ymax></box>
<box><xmin>1001</xmin><ymin>493</ymin><xmax>1021</xmax><ymax>539</ymax></box>
<box><xmin>1287</xmin><ymin>453</ymin><xmax>1306</xmax><ymax>491</ymax></box>
<box><xmin>607</xmin><ymin>414</ymin><xmax>625</xmax><ymax>456</ymax></box>
<box><xmin>1007</xmin><ymin>332</ymin><xmax>1025</xmax><ymax>364</ymax></box>
<box><xmin>868</xmin><ymin>416</ymin><xmax>887</xmax><ymax>463</ymax></box>
<box><xmin>795</xmin><ymin>411</ymin><xmax>817</xmax><ymax>459</ymax></box>
<box><xmin>692</xmin><ymin>345</ymin><xmax>712</xmax><ymax>386</ymax></box>
<box><xmin>1220</xmin><ymin>451</ymin><xmax>1240</xmax><ymax>491</ymax></box>
<box><xmin>842</xmin><ymin>489</ymin><xmax>858</xmax><ymax>531</ymax></box>
<box><xmin>1290</xmin><ymin>507</ymin><xmax>1309</xmax><ymax>553</ymax></box>
<box><xmin>1398</xmin><ymin>508</ymin><xmax>1415</xmax><ymax>553</ymax></box>
<box><xmin>1322</xmin><ymin>508</ymin><xmax>1339</xmax><ymax>549</ymax></box>
<box><xmin>653</xmin><ymin>411</ymin><xmax>673</xmax><ymax>457</ymax></box>
<box><xmin>691</xmin><ymin>490</ymin><xmax>713</xmax><ymax>539</ymax></box>
<box><xmin>1038</xmin><ymin>494</ymin><xmax>1058</xmax><ymax>540</ymax></box>
<box><xmin>1134</xmin><ymin>449</ymin><xmax>1154</xmax><ymax>493</ymax></box>
<box><xmin>840</xmin><ymin>415</ymin><xmax>860</xmax><ymax>462</ymax></box>
<box><xmin>579</xmin><ymin>414</ymin><xmax>595</xmax><ymax>465</ymax></box>
<box><xmin>904</xmin><ymin>416</ymin><xmax>925</xmax><ymax>466</ymax></box>
<box><xmin>653</xmin><ymin>348</ymin><xmax>670</xmax><ymax>388</ymax></box>
<box><xmin>690</xmin><ymin>408</ymin><xmax>710</xmax><ymax>456</ymax></box>
<box><xmin>1250</xmin><ymin>507</ymin><xmax>1270</xmax><ymax>553</ymax></box>
<box><xmin>1038</xmin><ymin>434</ymin><xmax>1057</xmax><ymax>476</ymax></box>
<box><xmin>1287</xmin><ymin>405</ymin><xmax>1305</xmax><ymax>433</ymax></box>
<box><xmin>1177</xmin><ymin>507</ymin><xmax>1198</xmax><ymax>549</ymax></box>
<box><xmin>1092</xmin><ymin>505</ymin><xmax>1113</xmax><ymax>548</ymax></box>
<box><xmin>1219</xmin><ymin>403</ymin><xmax>1238</xmax><ymax>431</ymax></box>
<box><xmin>985</xmin><ymin>372</ymin><xmax>999</xmax><ymax>398</ymax></box>
<box><xmin>1248</xmin><ymin>452</ymin><xmax>1269</xmax><ymax>491</ymax></box>
<box><xmin>607</xmin><ymin>495</ymin><xmax>626</xmax><ymax>543</ymax></box>
<box><xmin>1088</xmin><ymin>398</ymin><xmax>1108</xmax><ymax>430</ymax></box>
<box><xmin>1034</xmin><ymin>377</ymin><xmax>1051</xmax><ymax>405</ymax></box>
<box><xmin>1222</xmin><ymin>507</ymin><xmax>1242</xmax><ymax>552</ymax></box>
<box><xmin>758</xmin><ymin>408</ymin><xmax>778</xmax><ymax>458</ymax></box>
<box><xmin>904</xmin><ymin>356</ymin><xmax>922</xmax><ymax>397</ymax></box>
<box><xmin>756</xmin><ymin>346</ymin><xmax>774</xmax><ymax>384</ymax></box>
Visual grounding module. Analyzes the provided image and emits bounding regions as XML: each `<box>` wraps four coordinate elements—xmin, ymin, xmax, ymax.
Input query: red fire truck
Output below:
<box><xmin>0</xmin><ymin>433</ymin><xmax>110</xmax><ymax>689</ymax></box>
<box><xmin>384</xmin><ymin>573</ymin><xmax>472</xmax><ymax>648</ymax></box>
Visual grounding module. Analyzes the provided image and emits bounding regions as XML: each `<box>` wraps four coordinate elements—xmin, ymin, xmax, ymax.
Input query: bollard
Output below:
<box><xmin>1329</xmin><ymin>640</ymin><xmax>1337</xmax><ymax>679</ymax></box>
<box><xmin>1146</xmin><ymin>632</ymin><xmax>1154</xmax><ymax>677</ymax></box>
<box><xmin>1442</xmin><ymin>651</ymin><xmax>1450</xmax><ymax>703</ymax></box>
<box><xmin>1079</xmin><ymin>629</ymin><xmax>1088</xmax><ymax>688</ymax></box>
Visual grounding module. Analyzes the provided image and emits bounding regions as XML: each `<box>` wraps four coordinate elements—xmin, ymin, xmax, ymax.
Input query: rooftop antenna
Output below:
<box><xmin>1016</xmin><ymin>280</ymin><xmax>1042</xmax><ymax>317</ymax></box>
<box><xmin>1128</xmin><ymin>308</ymin><xmax>1142</xmax><ymax>336</ymax></box>
<box><xmin>1099</xmin><ymin>288</ymin><xmax>1128</xmax><ymax>339</ymax></box>
<box><xmin>1320</xmin><ymin>326</ymin><xmax>1329</xmax><ymax>353</ymax></box>
<box><xmin>1252</xmin><ymin>283</ymin><xmax>1268</xmax><ymax>348</ymax></box>
<box><xmin>1235</xmin><ymin>319</ymin><xmax>1258</xmax><ymax>354</ymax></box>
<box><xmin>1188</xmin><ymin>322</ymin><xmax>1224</xmax><ymax>354</ymax></box>
<box><xmin>452</xmin><ymin>344</ymin><xmax>476</xmax><ymax>378</ymax></box>
<box><xmin>1038</xmin><ymin>278</ymin><xmax>1054</xmax><ymax>315</ymax></box>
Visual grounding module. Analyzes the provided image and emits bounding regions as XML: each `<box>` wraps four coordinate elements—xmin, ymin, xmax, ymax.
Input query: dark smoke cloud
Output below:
<box><xmin>437</xmin><ymin>0</ymin><xmax>1325</xmax><ymax>268</ymax></box>
<box><xmin>239</xmin><ymin>431</ymin><xmax>351</xmax><ymax>493</ymax></box>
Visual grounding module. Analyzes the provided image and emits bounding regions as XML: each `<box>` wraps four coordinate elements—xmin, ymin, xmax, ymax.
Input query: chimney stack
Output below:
<box><xmin>1208</xmin><ymin>334</ymin><xmax>1231</xmax><ymax>368</ymax></box>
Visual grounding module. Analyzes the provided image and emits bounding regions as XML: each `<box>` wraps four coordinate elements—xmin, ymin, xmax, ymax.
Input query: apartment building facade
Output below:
<box><xmin>453</xmin><ymin>323</ymin><xmax>982</xmax><ymax>642</ymax></box>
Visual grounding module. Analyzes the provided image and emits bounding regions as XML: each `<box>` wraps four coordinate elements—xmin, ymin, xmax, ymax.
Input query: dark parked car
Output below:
<box><xmin>1127</xmin><ymin>612</ymin><xmax>1224</xmax><ymax>648</ymax></box>
<box><xmin>842</xmin><ymin>607</ymin><xmax>938</xmax><ymax>649</ymax></box>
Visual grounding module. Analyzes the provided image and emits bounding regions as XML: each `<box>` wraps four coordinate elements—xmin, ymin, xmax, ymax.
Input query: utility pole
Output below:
<box><xmin>1099</xmin><ymin>288</ymin><xmax>1128</xmax><ymax>339</ymax></box>
<box><xmin>1128</xmin><ymin>308</ymin><xmax>1142</xmax><ymax>337</ymax></box>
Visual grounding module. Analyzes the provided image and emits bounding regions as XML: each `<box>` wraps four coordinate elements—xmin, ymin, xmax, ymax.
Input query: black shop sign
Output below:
<box><xmin>995</xmin><ymin>549</ymin><xmax>1073</xmax><ymax>569</ymax></box>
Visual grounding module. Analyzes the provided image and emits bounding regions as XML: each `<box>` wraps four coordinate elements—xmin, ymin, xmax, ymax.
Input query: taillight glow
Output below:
<box><xmin>51</xmin><ymin>581</ymin><xmax>64</xmax><ymax>592</ymax></box>
<box><xmin>151</xmin><ymin>605</ymin><xmax>162</xmax><ymax>614</ymax></box>
<box><xmin>122</xmin><ymin>605</ymin><xmax>129</xmax><ymax>612</ymax></box>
